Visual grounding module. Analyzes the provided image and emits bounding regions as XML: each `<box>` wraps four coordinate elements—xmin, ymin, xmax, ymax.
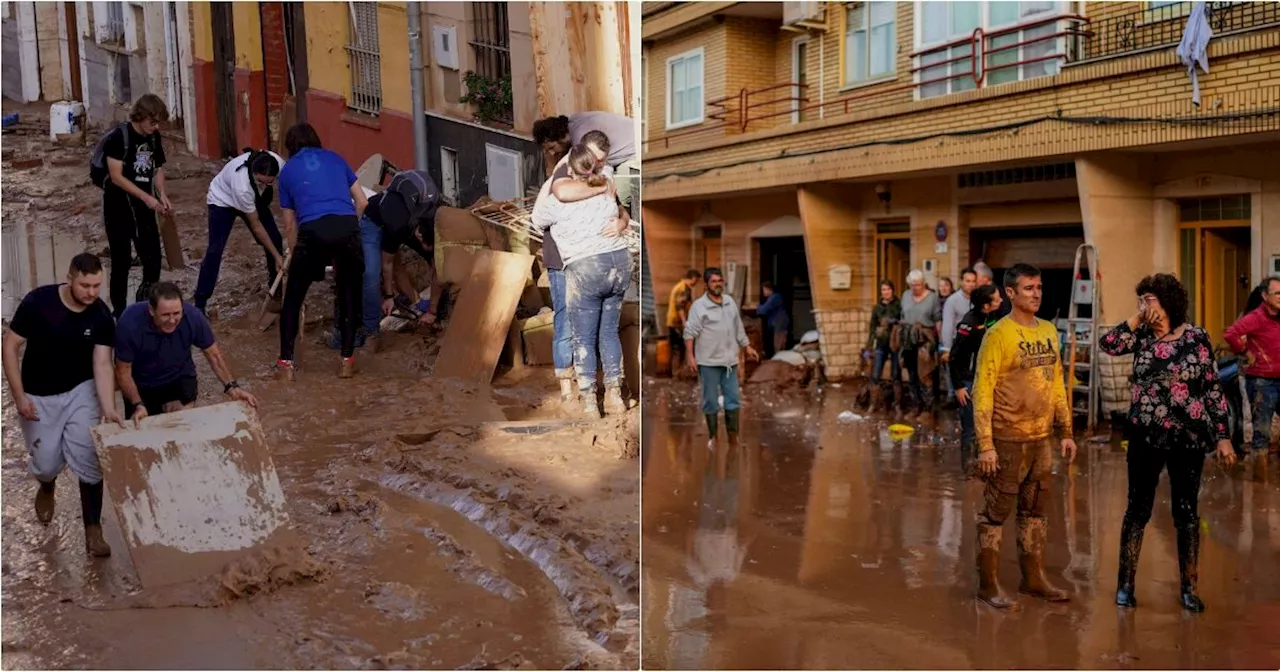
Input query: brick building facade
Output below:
<box><xmin>642</xmin><ymin>1</ymin><xmax>1280</xmax><ymax>386</ymax></box>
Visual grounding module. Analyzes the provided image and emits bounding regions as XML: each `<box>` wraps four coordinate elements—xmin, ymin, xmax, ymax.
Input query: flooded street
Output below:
<box><xmin>2</xmin><ymin>107</ymin><xmax>638</xmax><ymax>669</ymax></box>
<box><xmin>641</xmin><ymin>379</ymin><xmax>1280</xmax><ymax>670</ymax></box>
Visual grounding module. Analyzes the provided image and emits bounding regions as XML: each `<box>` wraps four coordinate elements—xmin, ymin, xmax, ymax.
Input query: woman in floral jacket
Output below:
<box><xmin>1099</xmin><ymin>273</ymin><xmax>1237</xmax><ymax>613</ymax></box>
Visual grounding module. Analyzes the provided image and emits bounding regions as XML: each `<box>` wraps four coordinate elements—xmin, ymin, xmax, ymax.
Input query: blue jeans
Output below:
<box><xmin>566</xmin><ymin>249</ymin><xmax>630</xmax><ymax>393</ymax></box>
<box><xmin>698</xmin><ymin>365</ymin><xmax>742</xmax><ymax>414</ymax></box>
<box><xmin>872</xmin><ymin>348</ymin><xmax>900</xmax><ymax>382</ymax></box>
<box><xmin>194</xmin><ymin>204</ymin><xmax>283</xmax><ymax>311</ymax></box>
<box><xmin>957</xmin><ymin>380</ymin><xmax>975</xmax><ymax>446</ymax></box>
<box><xmin>1246</xmin><ymin>376</ymin><xmax>1279</xmax><ymax>452</ymax></box>
<box><xmin>359</xmin><ymin>216</ymin><xmax>383</xmax><ymax>335</ymax></box>
<box><xmin>547</xmin><ymin>268</ymin><xmax>574</xmax><ymax>375</ymax></box>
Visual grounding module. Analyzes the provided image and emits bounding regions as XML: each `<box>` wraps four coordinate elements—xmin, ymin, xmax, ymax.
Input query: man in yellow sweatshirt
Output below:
<box><xmin>971</xmin><ymin>263</ymin><xmax>1078</xmax><ymax>611</ymax></box>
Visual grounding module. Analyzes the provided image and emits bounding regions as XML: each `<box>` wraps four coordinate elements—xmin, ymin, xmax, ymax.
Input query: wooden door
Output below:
<box><xmin>210</xmin><ymin>2</ymin><xmax>237</xmax><ymax>157</ymax></box>
<box><xmin>878</xmin><ymin>236</ymin><xmax>910</xmax><ymax>289</ymax></box>
<box><xmin>1202</xmin><ymin>227</ymin><xmax>1251</xmax><ymax>345</ymax></box>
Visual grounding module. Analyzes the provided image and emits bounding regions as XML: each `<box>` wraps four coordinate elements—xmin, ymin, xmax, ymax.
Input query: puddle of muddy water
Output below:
<box><xmin>641</xmin><ymin>379</ymin><xmax>1280</xmax><ymax>670</ymax></box>
<box><xmin>1</xmin><ymin>219</ymin><xmax>86</xmax><ymax>317</ymax></box>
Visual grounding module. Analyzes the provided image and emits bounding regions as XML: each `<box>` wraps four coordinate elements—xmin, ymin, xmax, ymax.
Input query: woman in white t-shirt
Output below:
<box><xmin>194</xmin><ymin>149</ymin><xmax>286</xmax><ymax>313</ymax></box>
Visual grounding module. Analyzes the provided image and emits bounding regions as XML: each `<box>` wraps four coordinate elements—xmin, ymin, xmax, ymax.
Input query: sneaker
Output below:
<box><xmin>339</xmin><ymin>357</ymin><xmax>357</xmax><ymax>379</ymax></box>
<box><xmin>275</xmin><ymin>360</ymin><xmax>296</xmax><ymax>382</ymax></box>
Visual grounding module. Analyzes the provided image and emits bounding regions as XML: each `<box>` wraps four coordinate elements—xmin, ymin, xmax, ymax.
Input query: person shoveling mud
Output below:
<box><xmin>2</xmin><ymin>253</ymin><xmax>122</xmax><ymax>557</ymax></box>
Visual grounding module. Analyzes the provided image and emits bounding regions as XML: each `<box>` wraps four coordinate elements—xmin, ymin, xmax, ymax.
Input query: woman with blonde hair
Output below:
<box><xmin>532</xmin><ymin>144</ymin><xmax>632</xmax><ymax>418</ymax></box>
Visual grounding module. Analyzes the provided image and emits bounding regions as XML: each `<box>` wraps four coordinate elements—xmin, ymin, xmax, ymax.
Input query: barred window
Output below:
<box><xmin>469</xmin><ymin>2</ymin><xmax>513</xmax><ymax>124</ymax></box>
<box><xmin>103</xmin><ymin>2</ymin><xmax>125</xmax><ymax>45</ymax></box>
<box><xmin>345</xmin><ymin>2</ymin><xmax>381</xmax><ymax>115</ymax></box>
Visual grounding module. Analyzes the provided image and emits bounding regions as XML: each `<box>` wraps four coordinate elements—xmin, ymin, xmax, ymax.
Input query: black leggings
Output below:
<box><xmin>104</xmin><ymin>190</ymin><xmax>162</xmax><ymax>317</ymax></box>
<box><xmin>1123</xmin><ymin>431</ymin><xmax>1206</xmax><ymax>533</ymax></box>
<box><xmin>280</xmin><ymin>215</ymin><xmax>363</xmax><ymax>360</ymax></box>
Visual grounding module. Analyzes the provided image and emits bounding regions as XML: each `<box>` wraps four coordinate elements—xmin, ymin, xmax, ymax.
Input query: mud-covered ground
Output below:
<box><xmin>1</xmin><ymin>104</ymin><xmax>638</xmax><ymax>670</ymax></box>
<box><xmin>641</xmin><ymin>377</ymin><xmax>1280</xmax><ymax>670</ymax></box>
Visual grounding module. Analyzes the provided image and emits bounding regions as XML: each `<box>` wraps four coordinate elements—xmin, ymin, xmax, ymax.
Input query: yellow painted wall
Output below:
<box><xmin>192</xmin><ymin>1</ymin><xmax>212</xmax><ymax>62</ymax></box>
<box><xmin>305</xmin><ymin>2</ymin><xmax>349</xmax><ymax>99</ymax></box>
<box><xmin>231</xmin><ymin>1</ymin><xmax>263</xmax><ymax>70</ymax></box>
<box><xmin>378</xmin><ymin>2</ymin><xmax>410</xmax><ymax>113</ymax></box>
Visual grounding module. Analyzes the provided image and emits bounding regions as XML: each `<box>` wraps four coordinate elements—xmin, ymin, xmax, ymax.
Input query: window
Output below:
<box><xmin>345</xmin><ymin>2</ymin><xmax>381</xmax><ymax>114</ymax></box>
<box><xmin>103</xmin><ymin>2</ymin><xmax>125</xmax><ymax>45</ymax></box>
<box><xmin>469</xmin><ymin>2</ymin><xmax>513</xmax><ymax>125</ymax></box>
<box><xmin>666</xmin><ymin>48</ymin><xmax>704</xmax><ymax>129</ymax></box>
<box><xmin>844</xmin><ymin>1</ymin><xmax>896</xmax><ymax>86</ymax></box>
<box><xmin>916</xmin><ymin>1</ymin><xmax>1061</xmax><ymax>99</ymax></box>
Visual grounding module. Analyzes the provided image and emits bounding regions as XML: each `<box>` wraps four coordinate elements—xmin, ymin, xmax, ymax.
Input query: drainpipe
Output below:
<box><xmin>408</xmin><ymin>1</ymin><xmax>429</xmax><ymax>171</ymax></box>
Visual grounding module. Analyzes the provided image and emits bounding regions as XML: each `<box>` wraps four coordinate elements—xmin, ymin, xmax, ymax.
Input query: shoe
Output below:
<box><xmin>275</xmin><ymin>360</ymin><xmax>296</xmax><ymax>382</ymax></box>
<box><xmin>34</xmin><ymin>484</ymin><xmax>54</xmax><ymax>525</ymax></box>
<box><xmin>339</xmin><ymin>357</ymin><xmax>357</xmax><ymax>379</ymax></box>
<box><xmin>582</xmin><ymin>392</ymin><xmax>603</xmax><ymax>419</ymax></box>
<box><xmin>976</xmin><ymin>523</ymin><xmax>1021</xmax><ymax>611</ymax></box>
<box><xmin>603</xmin><ymin>386</ymin><xmax>627</xmax><ymax>415</ymax></box>
<box><xmin>1177</xmin><ymin>521</ymin><xmax>1205</xmax><ymax>613</ymax></box>
<box><xmin>1116</xmin><ymin>515</ymin><xmax>1143</xmax><ymax>608</ymax></box>
<box><xmin>84</xmin><ymin>524</ymin><xmax>111</xmax><ymax>558</ymax></box>
<box><xmin>1017</xmin><ymin>516</ymin><xmax>1070</xmax><ymax>602</ymax></box>
<box><xmin>705</xmin><ymin>413</ymin><xmax>719</xmax><ymax>439</ymax></box>
<box><xmin>558</xmin><ymin>377</ymin><xmax>577</xmax><ymax>404</ymax></box>
<box><xmin>725</xmin><ymin>409</ymin><xmax>740</xmax><ymax>436</ymax></box>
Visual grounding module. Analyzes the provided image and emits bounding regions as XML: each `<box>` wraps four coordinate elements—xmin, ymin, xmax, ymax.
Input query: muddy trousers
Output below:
<box><xmin>1117</xmin><ymin>431</ymin><xmax>1206</xmax><ymax>607</ymax></box>
<box><xmin>280</xmin><ymin>215</ymin><xmax>363</xmax><ymax>361</ymax></box>
<box><xmin>977</xmin><ymin>438</ymin><xmax>1066</xmax><ymax>605</ymax></box>
<box><xmin>103</xmin><ymin>189</ymin><xmax>162</xmax><ymax>318</ymax></box>
<box><xmin>1246</xmin><ymin>376</ymin><xmax>1279</xmax><ymax>453</ymax></box>
<box><xmin>194</xmin><ymin>204</ymin><xmax>283</xmax><ymax>312</ymax></box>
<box><xmin>20</xmin><ymin>381</ymin><xmax>106</xmax><ymax>525</ymax></box>
<box><xmin>565</xmin><ymin>249</ymin><xmax>630</xmax><ymax>394</ymax></box>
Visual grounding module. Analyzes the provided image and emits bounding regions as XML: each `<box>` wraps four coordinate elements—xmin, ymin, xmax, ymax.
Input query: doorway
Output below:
<box><xmin>209</xmin><ymin>2</ymin><xmax>237</xmax><ymax>157</ymax></box>
<box><xmin>791</xmin><ymin>37</ymin><xmax>809</xmax><ymax>124</ymax></box>
<box><xmin>758</xmin><ymin>235</ymin><xmax>814</xmax><ymax>343</ymax></box>
<box><xmin>697</xmin><ymin>226</ymin><xmax>722</xmax><ymax>273</ymax></box>
<box><xmin>1178</xmin><ymin>195</ymin><xmax>1253</xmax><ymax>346</ymax></box>
<box><xmin>875</xmin><ymin>221</ymin><xmax>910</xmax><ymax>292</ymax></box>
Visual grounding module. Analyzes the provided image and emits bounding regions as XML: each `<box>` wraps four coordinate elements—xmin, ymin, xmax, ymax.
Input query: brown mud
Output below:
<box><xmin>2</xmin><ymin>103</ymin><xmax>638</xmax><ymax>670</ymax></box>
<box><xmin>642</xmin><ymin>377</ymin><xmax>1280</xmax><ymax>670</ymax></box>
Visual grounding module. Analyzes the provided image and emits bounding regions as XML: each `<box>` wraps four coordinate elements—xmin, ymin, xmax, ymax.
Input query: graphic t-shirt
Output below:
<box><xmin>278</xmin><ymin>147</ymin><xmax>358</xmax><ymax>225</ymax></box>
<box><xmin>9</xmin><ymin>284</ymin><xmax>116</xmax><ymax>397</ymax></box>
<box><xmin>114</xmin><ymin>301</ymin><xmax>216</xmax><ymax>388</ymax></box>
<box><xmin>972</xmin><ymin>316</ymin><xmax>1073</xmax><ymax>452</ymax></box>
<box><xmin>102</xmin><ymin>123</ymin><xmax>166</xmax><ymax>194</ymax></box>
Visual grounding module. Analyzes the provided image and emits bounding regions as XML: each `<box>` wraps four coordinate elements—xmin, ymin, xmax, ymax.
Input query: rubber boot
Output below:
<box><xmin>79</xmin><ymin>480</ymin><xmax>110</xmax><ymax>557</ymax></box>
<box><xmin>558</xmin><ymin>377</ymin><xmax>577</xmax><ymax>404</ymax></box>
<box><xmin>869</xmin><ymin>385</ymin><xmax>883</xmax><ymax>413</ymax></box>
<box><xmin>891</xmin><ymin>382</ymin><xmax>904</xmax><ymax>412</ymax></box>
<box><xmin>583</xmin><ymin>390</ymin><xmax>603</xmax><ymax>420</ymax></box>
<box><xmin>960</xmin><ymin>440</ymin><xmax>976</xmax><ymax>479</ymax></box>
<box><xmin>84</xmin><ymin>524</ymin><xmax>111</xmax><ymax>557</ymax></box>
<box><xmin>725</xmin><ymin>410</ymin><xmax>740</xmax><ymax>437</ymax></box>
<box><xmin>705</xmin><ymin>413</ymin><xmax>719</xmax><ymax>439</ymax></box>
<box><xmin>603</xmin><ymin>385</ymin><xmax>627</xmax><ymax>415</ymax></box>
<box><xmin>339</xmin><ymin>356</ymin><xmax>357</xmax><ymax>379</ymax></box>
<box><xmin>1177</xmin><ymin>522</ymin><xmax>1205</xmax><ymax>613</ymax></box>
<box><xmin>1016</xmin><ymin>516</ymin><xmax>1070</xmax><ymax>602</ymax></box>
<box><xmin>1115</xmin><ymin>515</ymin><xmax>1143</xmax><ymax>608</ymax></box>
<box><xmin>34</xmin><ymin>480</ymin><xmax>55</xmax><ymax>525</ymax></box>
<box><xmin>976</xmin><ymin>523</ymin><xmax>1020</xmax><ymax>611</ymax></box>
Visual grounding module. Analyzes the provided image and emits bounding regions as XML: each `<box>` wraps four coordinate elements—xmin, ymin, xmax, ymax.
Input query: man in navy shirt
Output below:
<box><xmin>115</xmin><ymin>282</ymin><xmax>257</xmax><ymax>425</ymax></box>
<box><xmin>2</xmin><ymin>253</ymin><xmax>122</xmax><ymax>557</ymax></box>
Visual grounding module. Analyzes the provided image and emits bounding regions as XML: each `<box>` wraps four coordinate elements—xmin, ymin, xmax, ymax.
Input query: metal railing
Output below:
<box><xmin>910</xmin><ymin>12</ymin><xmax>1089</xmax><ymax>96</ymax></box>
<box><xmin>345</xmin><ymin>2</ymin><xmax>382</xmax><ymax>115</ymax></box>
<box><xmin>1070</xmin><ymin>0</ymin><xmax>1280</xmax><ymax>63</ymax></box>
<box><xmin>470</xmin><ymin>1</ymin><xmax>514</xmax><ymax>125</ymax></box>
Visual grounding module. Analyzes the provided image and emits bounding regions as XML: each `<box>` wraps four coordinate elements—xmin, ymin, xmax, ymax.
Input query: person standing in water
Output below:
<box><xmin>756</xmin><ymin>281</ymin><xmax>789</xmax><ymax>358</ymax></box>
<box><xmin>949</xmin><ymin>283</ymin><xmax>1003</xmax><ymax>475</ymax></box>
<box><xmin>971</xmin><ymin>263</ymin><xmax>1077</xmax><ymax>611</ymax></box>
<box><xmin>685</xmin><ymin>267</ymin><xmax>759</xmax><ymax>441</ymax></box>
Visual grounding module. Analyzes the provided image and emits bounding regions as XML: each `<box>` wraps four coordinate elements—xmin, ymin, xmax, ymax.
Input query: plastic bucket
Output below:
<box><xmin>49</xmin><ymin>101</ymin><xmax>84</xmax><ymax>139</ymax></box>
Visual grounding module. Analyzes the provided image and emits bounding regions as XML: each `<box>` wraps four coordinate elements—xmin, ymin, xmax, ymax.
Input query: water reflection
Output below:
<box><xmin>641</xmin><ymin>380</ymin><xmax>1280</xmax><ymax>670</ymax></box>
<box><xmin>2</xmin><ymin>218</ymin><xmax>85</xmax><ymax>316</ymax></box>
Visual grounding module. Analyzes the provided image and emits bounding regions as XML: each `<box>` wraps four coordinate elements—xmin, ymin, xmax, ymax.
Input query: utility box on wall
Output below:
<box><xmin>828</xmin><ymin>264</ymin><xmax>851</xmax><ymax>291</ymax></box>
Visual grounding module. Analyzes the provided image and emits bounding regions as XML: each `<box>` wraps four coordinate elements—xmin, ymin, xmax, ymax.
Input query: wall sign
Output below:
<box><xmin>934</xmin><ymin>220</ymin><xmax>948</xmax><ymax>243</ymax></box>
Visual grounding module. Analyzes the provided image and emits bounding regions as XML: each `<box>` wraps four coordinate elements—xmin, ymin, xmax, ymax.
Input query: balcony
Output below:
<box><xmin>1070</xmin><ymin>1</ymin><xmax>1280</xmax><ymax>64</ymax></box>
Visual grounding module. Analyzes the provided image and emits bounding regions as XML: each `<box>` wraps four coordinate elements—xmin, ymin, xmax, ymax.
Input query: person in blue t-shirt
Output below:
<box><xmin>275</xmin><ymin>123</ymin><xmax>368</xmax><ymax>380</ymax></box>
<box><xmin>115</xmin><ymin>281</ymin><xmax>258</xmax><ymax>426</ymax></box>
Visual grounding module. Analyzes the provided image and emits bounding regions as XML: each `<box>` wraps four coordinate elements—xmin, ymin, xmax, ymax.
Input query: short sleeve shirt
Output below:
<box><xmin>278</xmin><ymin>148</ymin><xmax>358</xmax><ymax>224</ymax></box>
<box><xmin>114</xmin><ymin>302</ymin><xmax>216</xmax><ymax>388</ymax></box>
<box><xmin>102</xmin><ymin>124</ymin><xmax>166</xmax><ymax>194</ymax></box>
<box><xmin>9</xmin><ymin>284</ymin><xmax>115</xmax><ymax>397</ymax></box>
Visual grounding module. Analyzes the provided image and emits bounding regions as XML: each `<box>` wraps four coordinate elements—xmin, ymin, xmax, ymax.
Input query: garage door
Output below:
<box><xmin>982</xmin><ymin>233</ymin><xmax>1084</xmax><ymax>270</ymax></box>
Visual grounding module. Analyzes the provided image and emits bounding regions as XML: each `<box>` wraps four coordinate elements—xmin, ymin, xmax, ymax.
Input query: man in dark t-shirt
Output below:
<box><xmin>1</xmin><ymin>253</ymin><xmax>122</xmax><ymax>557</ymax></box>
<box><xmin>114</xmin><ymin>282</ymin><xmax>258</xmax><ymax>424</ymax></box>
<box><xmin>101</xmin><ymin>94</ymin><xmax>173</xmax><ymax>318</ymax></box>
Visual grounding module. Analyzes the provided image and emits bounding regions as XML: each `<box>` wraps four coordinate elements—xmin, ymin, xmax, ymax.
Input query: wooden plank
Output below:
<box><xmin>159</xmin><ymin>211</ymin><xmax>185</xmax><ymax>270</ymax></box>
<box><xmin>433</xmin><ymin>249</ymin><xmax>534</xmax><ymax>386</ymax></box>
<box><xmin>90</xmin><ymin>401</ymin><xmax>299</xmax><ymax>589</ymax></box>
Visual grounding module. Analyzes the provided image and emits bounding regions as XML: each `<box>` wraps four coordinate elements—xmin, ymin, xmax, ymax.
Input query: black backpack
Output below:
<box><xmin>89</xmin><ymin>123</ymin><xmax>130</xmax><ymax>189</ymax></box>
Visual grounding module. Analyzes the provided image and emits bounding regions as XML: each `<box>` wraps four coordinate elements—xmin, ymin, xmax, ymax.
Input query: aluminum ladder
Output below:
<box><xmin>1066</xmin><ymin>244</ymin><xmax>1101</xmax><ymax>432</ymax></box>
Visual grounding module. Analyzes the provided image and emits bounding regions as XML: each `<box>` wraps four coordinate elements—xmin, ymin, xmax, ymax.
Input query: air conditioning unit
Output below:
<box><xmin>783</xmin><ymin>1</ymin><xmax>823</xmax><ymax>26</ymax></box>
<box><xmin>432</xmin><ymin>26</ymin><xmax>458</xmax><ymax>70</ymax></box>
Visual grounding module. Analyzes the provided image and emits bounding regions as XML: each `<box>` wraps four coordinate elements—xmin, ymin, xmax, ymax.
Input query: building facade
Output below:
<box><xmin>641</xmin><ymin>0</ymin><xmax>1280</xmax><ymax>382</ymax></box>
<box><xmin>189</xmin><ymin>1</ymin><xmax>635</xmax><ymax>208</ymax></box>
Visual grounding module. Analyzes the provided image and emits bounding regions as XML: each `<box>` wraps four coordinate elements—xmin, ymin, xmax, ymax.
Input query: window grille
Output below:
<box><xmin>469</xmin><ymin>2</ymin><xmax>513</xmax><ymax>124</ymax></box>
<box><xmin>957</xmin><ymin>162</ymin><xmax>1076</xmax><ymax>188</ymax></box>
<box><xmin>345</xmin><ymin>2</ymin><xmax>381</xmax><ymax>115</ymax></box>
<box><xmin>104</xmin><ymin>2</ymin><xmax>125</xmax><ymax>45</ymax></box>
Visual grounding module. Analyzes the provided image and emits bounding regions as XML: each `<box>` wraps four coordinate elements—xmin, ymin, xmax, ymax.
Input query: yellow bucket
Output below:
<box><xmin>888</xmin><ymin>424</ymin><xmax>915</xmax><ymax>439</ymax></box>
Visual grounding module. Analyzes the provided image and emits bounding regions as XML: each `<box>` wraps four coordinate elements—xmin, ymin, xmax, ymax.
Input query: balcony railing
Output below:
<box><xmin>1071</xmin><ymin>1</ymin><xmax>1280</xmax><ymax>63</ymax></box>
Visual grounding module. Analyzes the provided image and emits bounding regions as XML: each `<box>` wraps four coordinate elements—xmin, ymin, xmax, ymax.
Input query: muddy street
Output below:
<box><xmin>640</xmin><ymin>379</ymin><xmax>1280</xmax><ymax>670</ymax></box>
<box><xmin>2</xmin><ymin>108</ymin><xmax>638</xmax><ymax>670</ymax></box>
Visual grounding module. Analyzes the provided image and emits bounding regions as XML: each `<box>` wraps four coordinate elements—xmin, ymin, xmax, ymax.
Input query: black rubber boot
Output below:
<box><xmin>1177</xmin><ymin>521</ymin><xmax>1205</xmax><ymax>613</ymax></box>
<box><xmin>1116</xmin><ymin>516</ymin><xmax>1143</xmax><ymax>608</ymax></box>
<box><xmin>725</xmin><ymin>410</ymin><xmax>740</xmax><ymax>436</ymax></box>
<box><xmin>79</xmin><ymin>480</ymin><xmax>110</xmax><ymax>557</ymax></box>
<box><xmin>704</xmin><ymin>413</ymin><xmax>719</xmax><ymax>439</ymax></box>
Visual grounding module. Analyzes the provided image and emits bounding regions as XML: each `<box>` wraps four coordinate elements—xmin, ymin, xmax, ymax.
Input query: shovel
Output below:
<box><xmin>256</xmin><ymin>252</ymin><xmax>292</xmax><ymax>331</ymax></box>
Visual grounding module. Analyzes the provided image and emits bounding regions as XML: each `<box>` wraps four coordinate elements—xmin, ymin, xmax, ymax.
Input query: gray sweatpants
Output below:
<box><xmin>20</xmin><ymin>379</ymin><xmax>103</xmax><ymax>484</ymax></box>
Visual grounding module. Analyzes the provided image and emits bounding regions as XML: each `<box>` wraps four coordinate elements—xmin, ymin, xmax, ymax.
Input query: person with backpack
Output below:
<box><xmin>361</xmin><ymin>169</ymin><xmax>442</xmax><ymax>352</ymax></box>
<box><xmin>193</xmin><ymin>148</ymin><xmax>287</xmax><ymax>314</ymax></box>
<box><xmin>90</xmin><ymin>94</ymin><xmax>172</xmax><ymax>319</ymax></box>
